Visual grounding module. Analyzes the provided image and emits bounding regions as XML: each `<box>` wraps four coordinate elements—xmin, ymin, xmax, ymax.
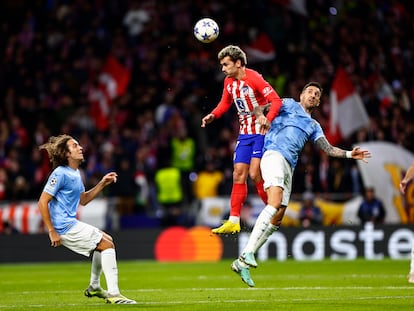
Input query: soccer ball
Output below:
<box><xmin>193</xmin><ymin>18</ymin><xmax>219</xmax><ymax>43</ymax></box>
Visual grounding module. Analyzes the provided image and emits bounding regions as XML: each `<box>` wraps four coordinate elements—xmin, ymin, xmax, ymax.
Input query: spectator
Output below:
<box><xmin>9</xmin><ymin>175</ymin><xmax>30</xmax><ymax>201</ymax></box>
<box><xmin>123</xmin><ymin>1</ymin><xmax>151</xmax><ymax>46</ymax></box>
<box><xmin>299</xmin><ymin>191</ymin><xmax>323</xmax><ymax>227</ymax></box>
<box><xmin>326</xmin><ymin>159</ymin><xmax>354</xmax><ymax>201</ymax></box>
<box><xmin>193</xmin><ymin>160</ymin><xmax>224</xmax><ymax>200</ymax></box>
<box><xmin>1</xmin><ymin>220</ymin><xmax>18</xmax><ymax>235</ymax></box>
<box><xmin>154</xmin><ymin>158</ymin><xmax>184</xmax><ymax>227</ymax></box>
<box><xmin>0</xmin><ymin>168</ymin><xmax>9</xmax><ymax>200</ymax></box>
<box><xmin>133</xmin><ymin>146</ymin><xmax>153</xmax><ymax>214</ymax></box>
<box><xmin>358</xmin><ymin>187</ymin><xmax>386</xmax><ymax>225</ymax></box>
<box><xmin>111</xmin><ymin>158</ymin><xmax>136</xmax><ymax>215</ymax></box>
<box><xmin>171</xmin><ymin>123</ymin><xmax>196</xmax><ymax>207</ymax></box>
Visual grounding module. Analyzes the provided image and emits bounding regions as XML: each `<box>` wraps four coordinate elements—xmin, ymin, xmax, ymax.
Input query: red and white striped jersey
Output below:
<box><xmin>211</xmin><ymin>68</ymin><xmax>282</xmax><ymax>135</ymax></box>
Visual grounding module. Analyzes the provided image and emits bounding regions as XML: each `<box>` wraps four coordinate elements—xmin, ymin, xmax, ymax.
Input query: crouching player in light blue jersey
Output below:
<box><xmin>231</xmin><ymin>82</ymin><xmax>372</xmax><ymax>287</ymax></box>
<box><xmin>38</xmin><ymin>135</ymin><xmax>136</xmax><ymax>304</ymax></box>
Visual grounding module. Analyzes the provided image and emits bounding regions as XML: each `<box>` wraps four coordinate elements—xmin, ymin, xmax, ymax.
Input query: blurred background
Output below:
<box><xmin>0</xmin><ymin>0</ymin><xmax>413</xmax><ymax>258</ymax></box>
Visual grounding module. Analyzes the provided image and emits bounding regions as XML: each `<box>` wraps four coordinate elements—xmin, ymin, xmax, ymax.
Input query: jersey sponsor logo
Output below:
<box><xmin>238</xmin><ymin>111</ymin><xmax>253</xmax><ymax>115</ymax></box>
<box><xmin>253</xmin><ymin>151</ymin><xmax>261</xmax><ymax>154</ymax></box>
<box><xmin>234</xmin><ymin>98</ymin><xmax>245</xmax><ymax>111</ymax></box>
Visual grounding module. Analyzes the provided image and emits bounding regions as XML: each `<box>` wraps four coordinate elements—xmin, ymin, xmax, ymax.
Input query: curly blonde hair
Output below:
<box><xmin>39</xmin><ymin>134</ymin><xmax>73</xmax><ymax>170</ymax></box>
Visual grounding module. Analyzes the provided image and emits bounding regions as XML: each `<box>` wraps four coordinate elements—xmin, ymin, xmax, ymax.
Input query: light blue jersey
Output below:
<box><xmin>263</xmin><ymin>98</ymin><xmax>324</xmax><ymax>169</ymax></box>
<box><xmin>43</xmin><ymin>166</ymin><xmax>85</xmax><ymax>235</ymax></box>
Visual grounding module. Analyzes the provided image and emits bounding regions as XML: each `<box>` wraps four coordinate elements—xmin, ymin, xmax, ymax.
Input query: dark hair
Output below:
<box><xmin>302</xmin><ymin>81</ymin><xmax>323</xmax><ymax>94</ymax></box>
<box><xmin>39</xmin><ymin>134</ymin><xmax>73</xmax><ymax>169</ymax></box>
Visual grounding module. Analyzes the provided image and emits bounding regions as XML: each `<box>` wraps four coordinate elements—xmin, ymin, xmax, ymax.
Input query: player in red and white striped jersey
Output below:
<box><xmin>201</xmin><ymin>45</ymin><xmax>282</xmax><ymax>234</ymax></box>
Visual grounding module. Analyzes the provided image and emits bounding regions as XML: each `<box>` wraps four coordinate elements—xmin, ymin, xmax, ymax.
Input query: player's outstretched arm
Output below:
<box><xmin>201</xmin><ymin>113</ymin><xmax>215</xmax><ymax>127</ymax></box>
<box><xmin>316</xmin><ymin>137</ymin><xmax>371</xmax><ymax>163</ymax></box>
<box><xmin>348</xmin><ymin>146</ymin><xmax>372</xmax><ymax>162</ymax></box>
<box><xmin>80</xmin><ymin>172</ymin><xmax>118</xmax><ymax>205</ymax></box>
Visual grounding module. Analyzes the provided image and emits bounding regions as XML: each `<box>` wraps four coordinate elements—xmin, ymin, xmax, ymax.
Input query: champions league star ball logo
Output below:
<box><xmin>49</xmin><ymin>177</ymin><xmax>57</xmax><ymax>187</ymax></box>
<box><xmin>193</xmin><ymin>18</ymin><xmax>219</xmax><ymax>43</ymax></box>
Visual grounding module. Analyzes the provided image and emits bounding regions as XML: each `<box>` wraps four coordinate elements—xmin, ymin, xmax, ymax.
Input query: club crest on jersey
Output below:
<box><xmin>241</xmin><ymin>86</ymin><xmax>249</xmax><ymax>95</ymax></box>
<box><xmin>49</xmin><ymin>177</ymin><xmax>57</xmax><ymax>187</ymax></box>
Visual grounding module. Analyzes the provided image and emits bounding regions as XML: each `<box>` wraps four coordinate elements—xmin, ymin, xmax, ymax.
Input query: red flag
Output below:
<box><xmin>88</xmin><ymin>55</ymin><xmax>131</xmax><ymax>131</ymax></box>
<box><xmin>244</xmin><ymin>32</ymin><xmax>276</xmax><ymax>63</ymax></box>
<box><xmin>325</xmin><ymin>67</ymin><xmax>369</xmax><ymax>144</ymax></box>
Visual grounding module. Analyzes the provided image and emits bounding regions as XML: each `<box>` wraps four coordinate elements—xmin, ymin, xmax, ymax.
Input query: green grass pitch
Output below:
<box><xmin>1</xmin><ymin>258</ymin><xmax>413</xmax><ymax>310</ymax></box>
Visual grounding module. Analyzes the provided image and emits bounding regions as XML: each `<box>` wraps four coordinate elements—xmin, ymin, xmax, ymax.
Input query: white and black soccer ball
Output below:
<box><xmin>193</xmin><ymin>18</ymin><xmax>219</xmax><ymax>43</ymax></box>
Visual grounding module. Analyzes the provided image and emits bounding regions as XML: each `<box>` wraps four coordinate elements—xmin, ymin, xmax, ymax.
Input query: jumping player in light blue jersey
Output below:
<box><xmin>231</xmin><ymin>82</ymin><xmax>372</xmax><ymax>287</ymax></box>
<box><xmin>262</xmin><ymin>97</ymin><xmax>324</xmax><ymax>169</ymax></box>
<box><xmin>38</xmin><ymin>134</ymin><xmax>136</xmax><ymax>304</ymax></box>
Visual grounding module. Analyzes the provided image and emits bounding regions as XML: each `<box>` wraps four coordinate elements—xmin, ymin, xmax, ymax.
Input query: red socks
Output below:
<box><xmin>230</xmin><ymin>181</ymin><xmax>267</xmax><ymax>217</ymax></box>
<box><xmin>230</xmin><ymin>183</ymin><xmax>247</xmax><ymax>217</ymax></box>
<box><xmin>255</xmin><ymin>179</ymin><xmax>267</xmax><ymax>204</ymax></box>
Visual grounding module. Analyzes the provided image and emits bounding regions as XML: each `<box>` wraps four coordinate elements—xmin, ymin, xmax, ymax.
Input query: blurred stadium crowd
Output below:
<box><xmin>0</xmin><ymin>0</ymin><xmax>413</xmax><ymax>223</ymax></box>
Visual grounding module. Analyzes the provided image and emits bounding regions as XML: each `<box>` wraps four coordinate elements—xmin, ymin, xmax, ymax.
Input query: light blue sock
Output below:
<box><xmin>242</xmin><ymin>205</ymin><xmax>277</xmax><ymax>253</ymax></box>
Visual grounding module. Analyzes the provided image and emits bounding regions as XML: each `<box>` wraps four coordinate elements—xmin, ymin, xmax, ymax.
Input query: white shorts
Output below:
<box><xmin>260</xmin><ymin>150</ymin><xmax>293</xmax><ymax>206</ymax></box>
<box><xmin>60</xmin><ymin>221</ymin><xmax>103</xmax><ymax>257</ymax></box>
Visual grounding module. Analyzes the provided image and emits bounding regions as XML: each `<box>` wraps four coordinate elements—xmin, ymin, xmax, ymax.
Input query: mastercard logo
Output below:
<box><xmin>154</xmin><ymin>226</ymin><xmax>223</xmax><ymax>262</ymax></box>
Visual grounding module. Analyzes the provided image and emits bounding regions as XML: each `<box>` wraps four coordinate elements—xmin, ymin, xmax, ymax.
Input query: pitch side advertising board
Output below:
<box><xmin>1</xmin><ymin>224</ymin><xmax>412</xmax><ymax>263</ymax></box>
